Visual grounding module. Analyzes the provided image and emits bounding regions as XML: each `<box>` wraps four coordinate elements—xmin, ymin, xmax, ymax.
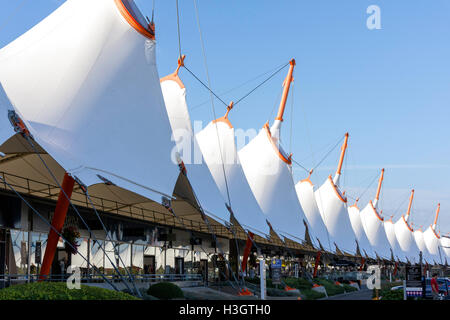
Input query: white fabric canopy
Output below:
<box><xmin>413</xmin><ymin>229</ymin><xmax>433</xmax><ymax>264</ymax></box>
<box><xmin>238</xmin><ymin>124</ymin><xmax>307</xmax><ymax>242</ymax></box>
<box><xmin>384</xmin><ymin>219</ymin><xmax>406</xmax><ymax>262</ymax></box>
<box><xmin>296</xmin><ymin>177</ymin><xmax>335</xmax><ymax>252</ymax></box>
<box><xmin>394</xmin><ymin>216</ymin><xmax>421</xmax><ymax>263</ymax></box>
<box><xmin>0</xmin><ymin>0</ymin><xmax>179</xmax><ymax>204</ymax></box>
<box><xmin>196</xmin><ymin>116</ymin><xmax>271</xmax><ymax>237</ymax></box>
<box><xmin>441</xmin><ymin>235</ymin><xmax>450</xmax><ymax>259</ymax></box>
<box><xmin>347</xmin><ymin>203</ymin><xmax>376</xmax><ymax>258</ymax></box>
<box><xmin>160</xmin><ymin>77</ymin><xmax>231</xmax><ymax>225</ymax></box>
<box><xmin>315</xmin><ymin>176</ymin><xmax>357</xmax><ymax>254</ymax></box>
<box><xmin>360</xmin><ymin>201</ymin><xmax>392</xmax><ymax>259</ymax></box>
<box><xmin>423</xmin><ymin>226</ymin><xmax>442</xmax><ymax>263</ymax></box>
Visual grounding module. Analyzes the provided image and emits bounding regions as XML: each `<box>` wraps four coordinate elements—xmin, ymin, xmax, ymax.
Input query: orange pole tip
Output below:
<box><xmin>336</xmin><ymin>133</ymin><xmax>349</xmax><ymax>176</ymax></box>
<box><xmin>275</xmin><ymin>59</ymin><xmax>296</xmax><ymax>122</ymax></box>
<box><xmin>375</xmin><ymin>168</ymin><xmax>385</xmax><ymax>200</ymax></box>
<box><xmin>406</xmin><ymin>189</ymin><xmax>415</xmax><ymax>217</ymax></box>
<box><xmin>433</xmin><ymin>203</ymin><xmax>440</xmax><ymax>227</ymax></box>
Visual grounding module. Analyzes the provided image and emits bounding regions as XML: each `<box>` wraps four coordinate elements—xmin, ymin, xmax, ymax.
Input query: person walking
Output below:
<box><xmin>431</xmin><ymin>273</ymin><xmax>440</xmax><ymax>300</ymax></box>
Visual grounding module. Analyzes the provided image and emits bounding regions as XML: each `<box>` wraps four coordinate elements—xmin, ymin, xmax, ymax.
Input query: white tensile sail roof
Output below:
<box><xmin>160</xmin><ymin>59</ymin><xmax>231</xmax><ymax>225</ymax></box>
<box><xmin>359</xmin><ymin>169</ymin><xmax>393</xmax><ymax>259</ymax></box>
<box><xmin>347</xmin><ymin>202</ymin><xmax>376</xmax><ymax>258</ymax></box>
<box><xmin>0</xmin><ymin>0</ymin><xmax>179</xmax><ymax>204</ymax></box>
<box><xmin>296</xmin><ymin>173</ymin><xmax>335</xmax><ymax>252</ymax></box>
<box><xmin>394</xmin><ymin>190</ymin><xmax>421</xmax><ymax>263</ymax></box>
<box><xmin>238</xmin><ymin>60</ymin><xmax>307</xmax><ymax>243</ymax></box>
<box><xmin>314</xmin><ymin>134</ymin><xmax>358</xmax><ymax>254</ymax></box>
<box><xmin>413</xmin><ymin>228</ymin><xmax>433</xmax><ymax>264</ymax></box>
<box><xmin>423</xmin><ymin>204</ymin><xmax>442</xmax><ymax>263</ymax></box>
<box><xmin>384</xmin><ymin>218</ymin><xmax>406</xmax><ymax>262</ymax></box>
<box><xmin>195</xmin><ymin>106</ymin><xmax>271</xmax><ymax>237</ymax></box>
<box><xmin>441</xmin><ymin>235</ymin><xmax>450</xmax><ymax>260</ymax></box>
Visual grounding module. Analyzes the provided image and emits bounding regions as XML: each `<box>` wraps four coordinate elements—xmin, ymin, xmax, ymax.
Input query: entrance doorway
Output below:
<box><xmin>143</xmin><ymin>255</ymin><xmax>155</xmax><ymax>275</ymax></box>
<box><xmin>175</xmin><ymin>257</ymin><xmax>184</xmax><ymax>275</ymax></box>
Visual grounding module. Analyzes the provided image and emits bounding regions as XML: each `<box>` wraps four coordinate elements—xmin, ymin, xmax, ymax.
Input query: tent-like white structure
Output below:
<box><xmin>412</xmin><ymin>227</ymin><xmax>433</xmax><ymax>264</ymax></box>
<box><xmin>160</xmin><ymin>57</ymin><xmax>231</xmax><ymax>225</ymax></box>
<box><xmin>296</xmin><ymin>172</ymin><xmax>335</xmax><ymax>252</ymax></box>
<box><xmin>441</xmin><ymin>235</ymin><xmax>450</xmax><ymax>259</ymax></box>
<box><xmin>0</xmin><ymin>0</ymin><xmax>180</xmax><ymax>204</ymax></box>
<box><xmin>238</xmin><ymin>60</ymin><xmax>307</xmax><ymax>243</ymax></box>
<box><xmin>359</xmin><ymin>169</ymin><xmax>393</xmax><ymax>259</ymax></box>
<box><xmin>314</xmin><ymin>134</ymin><xmax>357</xmax><ymax>254</ymax></box>
<box><xmin>423</xmin><ymin>204</ymin><xmax>443</xmax><ymax>264</ymax></box>
<box><xmin>347</xmin><ymin>201</ymin><xmax>376</xmax><ymax>258</ymax></box>
<box><xmin>394</xmin><ymin>190</ymin><xmax>421</xmax><ymax>263</ymax></box>
<box><xmin>195</xmin><ymin>104</ymin><xmax>271</xmax><ymax>236</ymax></box>
<box><xmin>384</xmin><ymin>217</ymin><xmax>406</xmax><ymax>262</ymax></box>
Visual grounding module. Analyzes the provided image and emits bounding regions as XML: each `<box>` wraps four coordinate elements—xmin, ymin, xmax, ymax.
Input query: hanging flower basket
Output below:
<box><xmin>62</xmin><ymin>226</ymin><xmax>80</xmax><ymax>255</ymax></box>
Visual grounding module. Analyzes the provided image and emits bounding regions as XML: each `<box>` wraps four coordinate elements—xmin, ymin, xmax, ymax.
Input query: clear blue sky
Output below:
<box><xmin>0</xmin><ymin>0</ymin><xmax>449</xmax><ymax>232</ymax></box>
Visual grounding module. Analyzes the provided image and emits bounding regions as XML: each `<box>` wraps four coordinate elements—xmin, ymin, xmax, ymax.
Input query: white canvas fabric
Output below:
<box><xmin>384</xmin><ymin>219</ymin><xmax>406</xmax><ymax>262</ymax></box>
<box><xmin>360</xmin><ymin>201</ymin><xmax>392</xmax><ymax>259</ymax></box>
<box><xmin>196</xmin><ymin>117</ymin><xmax>271</xmax><ymax>237</ymax></box>
<box><xmin>413</xmin><ymin>229</ymin><xmax>433</xmax><ymax>264</ymax></box>
<box><xmin>423</xmin><ymin>226</ymin><xmax>441</xmax><ymax>261</ymax></box>
<box><xmin>440</xmin><ymin>236</ymin><xmax>450</xmax><ymax>259</ymax></box>
<box><xmin>0</xmin><ymin>0</ymin><xmax>179</xmax><ymax>204</ymax></box>
<box><xmin>0</xmin><ymin>84</ymin><xmax>16</xmax><ymax>147</ymax></box>
<box><xmin>160</xmin><ymin>78</ymin><xmax>231</xmax><ymax>225</ymax></box>
<box><xmin>394</xmin><ymin>216</ymin><xmax>421</xmax><ymax>263</ymax></box>
<box><xmin>315</xmin><ymin>176</ymin><xmax>357</xmax><ymax>254</ymax></box>
<box><xmin>347</xmin><ymin>204</ymin><xmax>376</xmax><ymax>258</ymax></box>
<box><xmin>238</xmin><ymin>125</ymin><xmax>307</xmax><ymax>242</ymax></box>
<box><xmin>296</xmin><ymin>178</ymin><xmax>335</xmax><ymax>252</ymax></box>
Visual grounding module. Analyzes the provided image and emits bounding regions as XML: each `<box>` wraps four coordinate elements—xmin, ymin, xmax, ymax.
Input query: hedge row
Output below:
<box><xmin>0</xmin><ymin>282</ymin><xmax>139</xmax><ymax>300</ymax></box>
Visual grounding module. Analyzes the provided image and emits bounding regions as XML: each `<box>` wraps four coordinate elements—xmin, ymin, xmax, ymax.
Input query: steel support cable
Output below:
<box><xmin>0</xmin><ymin>175</ymin><xmax>119</xmax><ymax>290</ymax></box>
<box><xmin>187</xmin><ymin>178</ymin><xmax>242</xmax><ymax>291</ymax></box>
<box><xmin>23</xmin><ymin>137</ymin><xmax>140</xmax><ymax>296</ymax></box>
<box><xmin>176</xmin><ymin>0</ymin><xmax>182</xmax><ymax>59</ymax></box>
<box><xmin>291</xmin><ymin>134</ymin><xmax>345</xmax><ymax>175</ymax></box>
<box><xmin>233</xmin><ymin>61</ymin><xmax>291</xmax><ymax>107</ymax></box>
<box><xmin>79</xmin><ymin>186</ymin><xmax>148</xmax><ymax>297</ymax></box>
<box><xmin>192</xmin><ymin>0</ymin><xmax>232</xmax><ymax>210</ymax></box>
<box><xmin>191</xmin><ymin>61</ymin><xmax>293</xmax><ymax>111</ymax></box>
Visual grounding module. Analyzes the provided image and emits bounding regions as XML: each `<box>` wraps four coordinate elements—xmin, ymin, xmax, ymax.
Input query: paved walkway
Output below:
<box><xmin>322</xmin><ymin>289</ymin><xmax>373</xmax><ymax>300</ymax></box>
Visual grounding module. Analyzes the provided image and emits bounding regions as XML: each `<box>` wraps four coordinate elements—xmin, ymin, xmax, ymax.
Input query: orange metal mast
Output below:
<box><xmin>334</xmin><ymin>133</ymin><xmax>349</xmax><ymax>182</ymax></box>
<box><xmin>432</xmin><ymin>203</ymin><xmax>440</xmax><ymax>230</ymax></box>
<box><xmin>275</xmin><ymin>59</ymin><xmax>296</xmax><ymax>122</ymax></box>
<box><xmin>405</xmin><ymin>189</ymin><xmax>415</xmax><ymax>222</ymax></box>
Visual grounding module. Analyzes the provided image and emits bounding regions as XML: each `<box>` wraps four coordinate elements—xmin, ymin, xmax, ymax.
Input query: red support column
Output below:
<box><xmin>39</xmin><ymin>173</ymin><xmax>75</xmax><ymax>281</ymax></box>
<box><xmin>313</xmin><ymin>251</ymin><xmax>322</xmax><ymax>278</ymax></box>
<box><xmin>359</xmin><ymin>257</ymin><xmax>366</xmax><ymax>271</ymax></box>
<box><xmin>241</xmin><ymin>232</ymin><xmax>254</xmax><ymax>273</ymax></box>
<box><xmin>393</xmin><ymin>262</ymin><xmax>398</xmax><ymax>277</ymax></box>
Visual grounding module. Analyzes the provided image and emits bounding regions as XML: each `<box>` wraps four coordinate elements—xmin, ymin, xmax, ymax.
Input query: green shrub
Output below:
<box><xmin>284</xmin><ymin>278</ymin><xmax>313</xmax><ymax>290</ymax></box>
<box><xmin>147</xmin><ymin>282</ymin><xmax>184</xmax><ymax>300</ymax></box>
<box><xmin>300</xmin><ymin>288</ymin><xmax>326</xmax><ymax>300</ymax></box>
<box><xmin>0</xmin><ymin>282</ymin><xmax>139</xmax><ymax>300</ymax></box>
<box><xmin>380</xmin><ymin>289</ymin><xmax>404</xmax><ymax>300</ymax></box>
<box><xmin>343</xmin><ymin>284</ymin><xmax>358</xmax><ymax>292</ymax></box>
<box><xmin>313</xmin><ymin>278</ymin><xmax>345</xmax><ymax>296</ymax></box>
